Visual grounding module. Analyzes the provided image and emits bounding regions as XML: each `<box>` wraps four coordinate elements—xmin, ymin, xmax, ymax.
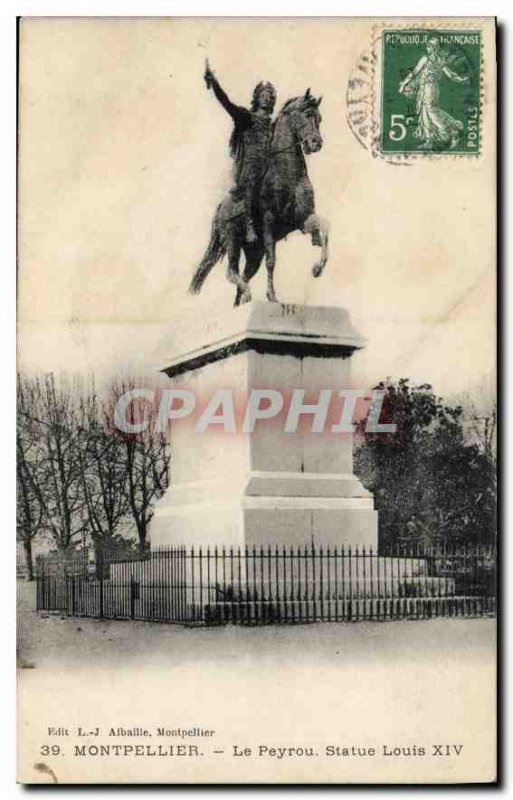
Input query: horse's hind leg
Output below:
<box><xmin>226</xmin><ymin>237</ymin><xmax>251</xmax><ymax>304</ymax></box>
<box><xmin>235</xmin><ymin>246</ymin><xmax>264</xmax><ymax>306</ymax></box>
<box><xmin>263</xmin><ymin>212</ymin><xmax>278</xmax><ymax>302</ymax></box>
<box><xmin>304</xmin><ymin>214</ymin><xmax>330</xmax><ymax>277</ymax></box>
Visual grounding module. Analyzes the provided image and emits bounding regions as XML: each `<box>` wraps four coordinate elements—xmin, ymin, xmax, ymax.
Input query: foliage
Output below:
<box><xmin>354</xmin><ymin>379</ymin><xmax>496</xmax><ymax>548</ymax></box>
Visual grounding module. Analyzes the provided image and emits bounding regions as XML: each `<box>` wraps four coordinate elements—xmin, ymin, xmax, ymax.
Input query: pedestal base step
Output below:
<box><xmin>203</xmin><ymin>595</ymin><xmax>494</xmax><ymax>625</ymax></box>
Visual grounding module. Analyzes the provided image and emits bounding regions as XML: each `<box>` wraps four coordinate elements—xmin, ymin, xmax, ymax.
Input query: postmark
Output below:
<box><xmin>345</xmin><ymin>35</ymin><xmax>421</xmax><ymax>165</ymax></box>
<box><xmin>345</xmin><ymin>48</ymin><xmax>378</xmax><ymax>155</ymax></box>
<box><xmin>379</xmin><ymin>29</ymin><xmax>482</xmax><ymax>156</ymax></box>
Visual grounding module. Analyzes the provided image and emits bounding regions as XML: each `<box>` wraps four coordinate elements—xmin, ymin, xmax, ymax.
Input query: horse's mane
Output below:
<box><xmin>279</xmin><ymin>96</ymin><xmax>301</xmax><ymax>115</ymax></box>
<box><xmin>228</xmin><ymin>93</ymin><xmax>319</xmax><ymax>155</ymax></box>
<box><xmin>277</xmin><ymin>94</ymin><xmax>319</xmax><ymax>118</ymax></box>
<box><xmin>229</xmin><ymin>96</ymin><xmax>302</xmax><ymax>157</ymax></box>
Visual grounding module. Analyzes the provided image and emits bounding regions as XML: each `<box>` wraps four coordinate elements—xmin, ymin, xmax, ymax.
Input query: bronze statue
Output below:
<box><xmin>204</xmin><ymin>60</ymin><xmax>275</xmax><ymax>244</ymax></box>
<box><xmin>190</xmin><ymin>62</ymin><xmax>329</xmax><ymax>305</ymax></box>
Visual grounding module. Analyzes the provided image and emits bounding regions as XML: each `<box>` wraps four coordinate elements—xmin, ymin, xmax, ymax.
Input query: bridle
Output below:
<box><xmin>269</xmin><ymin>105</ymin><xmax>318</xmax><ymax>158</ymax></box>
<box><xmin>270</xmin><ymin>143</ymin><xmax>300</xmax><ymax>157</ymax></box>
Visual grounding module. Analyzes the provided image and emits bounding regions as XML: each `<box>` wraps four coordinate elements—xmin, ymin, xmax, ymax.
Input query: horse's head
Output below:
<box><xmin>279</xmin><ymin>88</ymin><xmax>323</xmax><ymax>154</ymax></box>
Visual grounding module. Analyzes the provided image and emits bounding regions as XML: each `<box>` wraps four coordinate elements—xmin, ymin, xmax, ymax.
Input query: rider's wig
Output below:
<box><xmin>251</xmin><ymin>81</ymin><xmax>277</xmax><ymax>111</ymax></box>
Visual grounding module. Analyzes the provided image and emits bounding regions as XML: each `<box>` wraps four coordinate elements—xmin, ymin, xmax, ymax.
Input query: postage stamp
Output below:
<box><xmin>379</xmin><ymin>29</ymin><xmax>482</xmax><ymax>156</ymax></box>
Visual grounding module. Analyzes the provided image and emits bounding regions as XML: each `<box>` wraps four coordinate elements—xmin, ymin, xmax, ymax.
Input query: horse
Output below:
<box><xmin>189</xmin><ymin>89</ymin><xmax>329</xmax><ymax>306</ymax></box>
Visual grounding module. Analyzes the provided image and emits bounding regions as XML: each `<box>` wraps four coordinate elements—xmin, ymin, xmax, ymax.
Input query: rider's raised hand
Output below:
<box><xmin>204</xmin><ymin>59</ymin><xmax>215</xmax><ymax>89</ymax></box>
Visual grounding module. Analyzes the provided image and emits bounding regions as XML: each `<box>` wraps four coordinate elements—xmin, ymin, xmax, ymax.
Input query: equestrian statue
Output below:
<box><xmin>189</xmin><ymin>61</ymin><xmax>329</xmax><ymax>305</ymax></box>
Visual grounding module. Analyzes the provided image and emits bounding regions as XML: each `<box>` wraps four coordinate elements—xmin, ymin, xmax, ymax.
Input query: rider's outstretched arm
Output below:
<box><xmin>208</xmin><ymin>75</ymin><xmax>251</xmax><ymax>126</ymax></box>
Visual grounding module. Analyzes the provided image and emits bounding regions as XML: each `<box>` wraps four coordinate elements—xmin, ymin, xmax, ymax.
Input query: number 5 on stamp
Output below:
<box><xmin>380</xmin><ymin>29</ymin><xmax>481</xmax><ymax>155</ymax></box>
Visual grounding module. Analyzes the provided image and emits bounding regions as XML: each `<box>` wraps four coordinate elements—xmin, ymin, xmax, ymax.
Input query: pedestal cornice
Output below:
<box><xmin>159</xmin><ymin>302</ymin><xmax>365</xmax><ymax>378</ymax></box>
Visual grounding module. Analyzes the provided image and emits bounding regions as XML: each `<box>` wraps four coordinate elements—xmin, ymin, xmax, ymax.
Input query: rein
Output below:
<box><xmin>269</xmin><ymin>107</ymin><xmax>312</xmax><ymax>158</ymax></box>
<box><xmin>269</xmin><ymin>119</ymin><xmax>301</xmax><ymax>158</ymax></box>
<box><xmin>270</xmin><ymin>143</ymin><xmax>300</xmax><ymax>157</ymax></box>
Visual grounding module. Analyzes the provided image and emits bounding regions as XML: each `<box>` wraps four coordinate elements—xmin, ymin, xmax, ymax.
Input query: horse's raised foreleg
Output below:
<box><xmin>303</xmin><ymin>214</ymin><xmax>330</xmax><ymax>278</ymax></box>
<box><xmin>226</xmin><ymin>237</ymin><xmax>251</xmax><ymax>305</ymax></box>
<box><xmin>263</xmin><ymin>212</ymin><xmax>278</xmax><ymax>302</ymax></box>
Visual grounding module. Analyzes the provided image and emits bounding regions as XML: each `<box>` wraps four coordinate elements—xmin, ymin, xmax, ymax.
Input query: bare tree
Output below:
<box><xmin>19</xmin><ymin>374</ymin><xmax>90</xmax><ymax>553</ymax></box>
<box><xmin>107</xmin><ymin>378</ymin><xmax>170</xmax><ymax>552</ymax></box>
<box><xmin>17</xmin><ymin>375</ymin><xmax>46</xmax><ymax>579</ymax></box>
<box><xmin>457</xmin><ymin>384</ymin><xmax>497</xmax><ymax>464</ymax></box>
<box><xmin>17</xmin><ymin>372</ymin><xmax>169</xmax><ymax>562</ymax></box>
<box><xmin>76</xmin><ymin>387</ymin><xmax>130</xmax><ymax>551</ymax></box>
<box><xmin>467</xmin><ymin>404</ymin><xmax>497</xmax><ymax>462</ymax></box>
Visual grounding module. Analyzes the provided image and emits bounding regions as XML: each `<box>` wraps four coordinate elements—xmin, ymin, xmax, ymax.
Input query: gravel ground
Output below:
<box><xmin>17</xmin><ymin>580</ymin><xmax>497</xmax><ymax>784</ymax></box>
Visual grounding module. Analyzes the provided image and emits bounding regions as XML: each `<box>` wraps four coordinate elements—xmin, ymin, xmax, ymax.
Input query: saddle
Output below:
<box><xmin>217</xmin><ymin>189</ymin><xmax>246</xmax><ymax>224</ymax></box>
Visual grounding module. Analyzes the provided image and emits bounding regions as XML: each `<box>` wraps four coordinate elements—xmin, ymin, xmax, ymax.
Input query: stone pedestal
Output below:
<box><xmin>150</xmin><ymin>302</ymin><xmax>377</xmax><ymax>549</ymax></box>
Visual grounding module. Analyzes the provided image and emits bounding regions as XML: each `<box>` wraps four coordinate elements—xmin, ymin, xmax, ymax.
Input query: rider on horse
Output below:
<box><xmin>204</xmin><ymin>61</ymin><xmax>276</xmax><ymax>244</ymax></box>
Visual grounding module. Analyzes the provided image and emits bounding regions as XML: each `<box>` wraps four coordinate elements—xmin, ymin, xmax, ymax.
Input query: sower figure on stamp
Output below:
<box><xmin>204</xmin><ymin>60</ymin><xmax>276</xmax><ymax>244</ymax></box>
<box><xmin>398</xmin><ymin>37</ymin><xmax>469</xmax><ymax>150</ymax></box>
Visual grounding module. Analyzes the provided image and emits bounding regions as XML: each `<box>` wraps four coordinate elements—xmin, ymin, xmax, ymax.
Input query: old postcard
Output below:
<box><xmin>17</xmin><ymin>17</ymin><xmax>497</xmax><ymax>784</ymax></box>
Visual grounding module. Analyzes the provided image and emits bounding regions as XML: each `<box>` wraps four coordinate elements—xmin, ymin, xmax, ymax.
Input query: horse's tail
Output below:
<box><xmin>189</xmin><ymin>212</ymin><xmax>225</xmax><ymax>295</ymax></box>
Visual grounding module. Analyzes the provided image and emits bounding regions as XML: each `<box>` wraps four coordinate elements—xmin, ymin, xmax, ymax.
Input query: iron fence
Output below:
<box><xmin>36</xmin><ymin>542</ymin><xmax>496</xmax><ymax>626</ymax></box>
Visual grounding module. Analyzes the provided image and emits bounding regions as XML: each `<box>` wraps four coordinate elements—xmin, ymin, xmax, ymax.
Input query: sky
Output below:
<box><xmin>17</xmin><ymin>17</ymin><xmax>496</xmax><ymax>401</ymax></box>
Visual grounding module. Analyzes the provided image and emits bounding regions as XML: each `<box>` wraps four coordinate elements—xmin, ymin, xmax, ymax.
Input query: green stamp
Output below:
<box><xmin>380</xmin><ymin>29</ymin><xmax>481</xmax><ymax>155</ymax></box>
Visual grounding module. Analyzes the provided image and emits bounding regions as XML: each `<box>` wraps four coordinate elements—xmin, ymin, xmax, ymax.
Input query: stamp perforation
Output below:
<box><xmin>370</xmin><ymin>22</ymin><xmax>485</xmax><ymax>161</ymax></box>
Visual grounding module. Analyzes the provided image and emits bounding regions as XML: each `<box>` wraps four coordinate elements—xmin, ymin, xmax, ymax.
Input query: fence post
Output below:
<box><xmin>37</xmin><ymin>568</ymin><xmax>42</xmax><ymax>611</ymax></box>
<box><xmin>99</xmin><ymin>574</ymin><xmax>104</xmax><ymax>619</ymax></box>
<box><xmin>130</xmin><ymin>577</ymin><xmax>135</xmax><ymax>620</ymax></box>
